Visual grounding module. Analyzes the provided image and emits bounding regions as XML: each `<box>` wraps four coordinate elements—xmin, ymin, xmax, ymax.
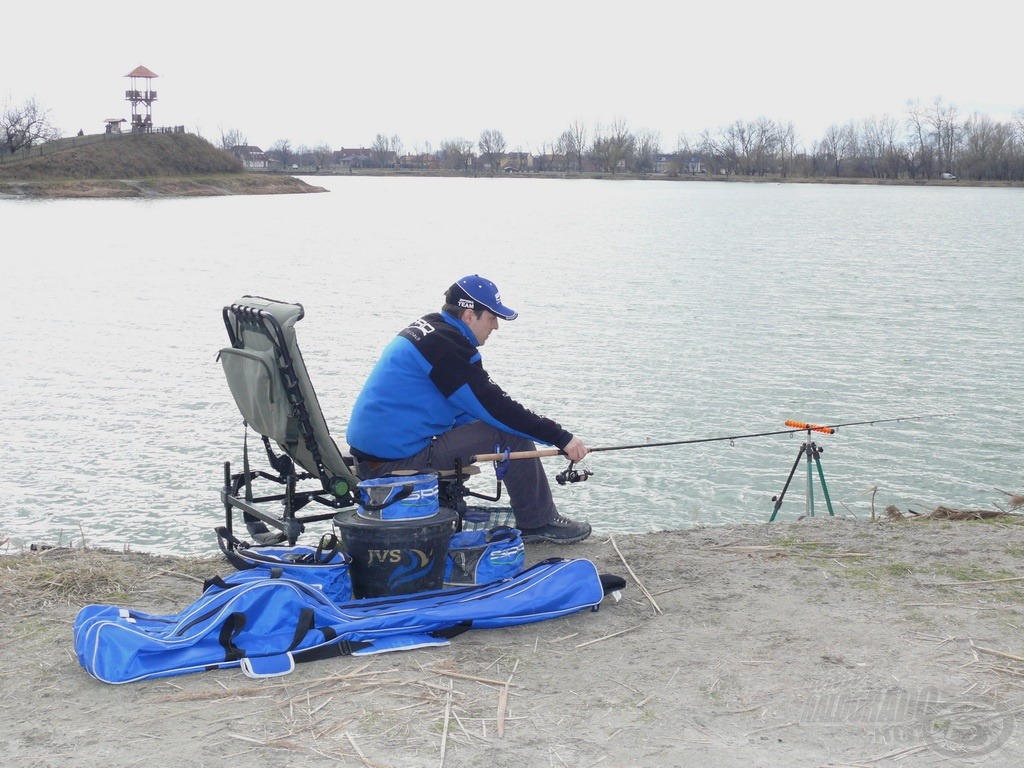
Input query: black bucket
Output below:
<box><xmin>333</xmin><ymin>506</ymin><xmax>458</xmax><ymax>598</ymax></box>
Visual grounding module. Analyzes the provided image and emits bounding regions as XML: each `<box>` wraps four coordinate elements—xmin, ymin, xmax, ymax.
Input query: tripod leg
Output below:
<box><xmin>812</xmin><ymin>447</ymin><xmax>835</xmax><ymax>516</ymax></box>
<box><xmin>806</xmin><ymin>442</ymin><xmax>815</xmax><ymax>517</ymax></box>
<box><xmin>770</xmin><ymin>444</ymin><xmax>807</xmax><ymax>522</ymax></box>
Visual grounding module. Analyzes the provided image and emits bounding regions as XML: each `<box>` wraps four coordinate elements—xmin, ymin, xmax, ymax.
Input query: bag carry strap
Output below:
<box><xmin>219</xmin><ymin>612</ymin><xmax>248</xmax><ymax>661</ymax></box>
<box><xmin>313</xmin><ymin>532</ymin><xmax>344</xmax><ymax>565</ymax></box>
<box><xmin>485</xmin><ymin>526</ymin><xmax>520</xmax><ymax>544</ymax></box>
<box><xmin>291</xmin><ymin>628</ymin><xmax>371</xmax><ymax>662</ymax></box>
<box><xmin>203</xmin><ymin>567</ymin><xmax>285</xmax><ymax>593</ymax></box>
<box><xmin>216</xmin><ymin>526</ymin><xmax>260</xmax><ymax>571</ymax></box>
<box><xmin>288</xmin><ymin>608</ymin><xmax>316</xmax><ymax>651</ymax></box>
<box><xmin>216</xmin><ymin>527</ymin><xmax>346</xmax><ymax>570</ymax></box>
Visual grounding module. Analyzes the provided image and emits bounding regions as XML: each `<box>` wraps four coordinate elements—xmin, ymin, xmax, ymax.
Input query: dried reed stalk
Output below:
<box><xmin>439</xmin><ymin>679</ymin><xmax>453</xmax><ymax>767</ymax></box>
<box><xmin>426</xmin><ymin>668</ymin><xmax>512</xmax><ymax>688</ymax></box>
<box><xmin>496</xmin><ymin>659</ymin><xmax>518</xmax><ymax>738</ymax></box>
<box><xmin>609</xmin><ymin>533</ymin><xmax>662</xmax><ymax>615</ymax></box>
<box><xmin>972</xmin><ymin>643</ymin><xmax>1024</xmax><ymax>663</ymax></box>
<box><xmin>575</xmin><ymin>625</ymin><xmax>642</xmax><ymax>649</ymax></box>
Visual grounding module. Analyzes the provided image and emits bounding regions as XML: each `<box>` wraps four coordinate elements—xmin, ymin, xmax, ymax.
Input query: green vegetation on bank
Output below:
<box><xmin>0</xmin><ymin>132</ymin><xmax>324</xmax><ymax>197</ymax></box>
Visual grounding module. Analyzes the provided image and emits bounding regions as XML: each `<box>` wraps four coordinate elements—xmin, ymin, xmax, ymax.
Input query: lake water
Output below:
<box><xmin>3</xmin><ymin>177</ymin><xmax>1023</xmax><ymax>556</ymax></box>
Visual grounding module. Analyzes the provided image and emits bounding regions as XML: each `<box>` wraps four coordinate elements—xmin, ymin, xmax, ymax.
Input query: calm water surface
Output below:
<box><xmin>3</xmin><ymin>177</ymin><xmax>1022</xmax><ymax>555</ymax></box>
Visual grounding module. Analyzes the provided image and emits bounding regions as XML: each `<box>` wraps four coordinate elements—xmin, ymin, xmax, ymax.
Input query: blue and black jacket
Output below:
<box><xmin>346</xmin><ymin>311</ymin><xmax>572</xmax><ymax>461</ymax></box>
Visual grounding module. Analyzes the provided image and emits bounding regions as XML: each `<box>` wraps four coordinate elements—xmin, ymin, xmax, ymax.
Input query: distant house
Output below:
<box><xmin>682</xmin><ymin>157</ymin><xmax>706</xmax><ymax>174</ymax></box>
<box><xmin>331</xmin><ymin>148</ymin><xmax>374</xmax><ymax>170</ymax></box>
<box><xmin>400</xmin><ymin>152</ymin><xmax>437</xmax><ymax>170</ymax></box>
<box><xmin>503</xmin><ymin>151</ymin><xmax>531</xmax><ymax>172</ymax></box>
<box><xmin>231</xmin><ymin>145</ymin><xmax>269</xmax><ymax>169</ymax></box>
<box><xmin>104</xmin><ymin>118</ymin><xmax>126</xmax><ymax>134</ymax></box>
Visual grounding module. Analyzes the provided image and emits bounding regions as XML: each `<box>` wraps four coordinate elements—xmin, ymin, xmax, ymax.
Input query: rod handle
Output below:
<box><xmin>471</xmin><ymin>448</ymin><xmax>563</xmax><ymax>463</ymax></box>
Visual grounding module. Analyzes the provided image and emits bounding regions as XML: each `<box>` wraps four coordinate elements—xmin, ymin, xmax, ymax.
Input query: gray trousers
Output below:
<box><xmin>354</xmin><ymin>421</ymin><xmax>557</xmax><ymax>529</ymax></box>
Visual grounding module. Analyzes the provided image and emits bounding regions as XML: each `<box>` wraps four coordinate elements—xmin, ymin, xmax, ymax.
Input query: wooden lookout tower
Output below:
<box><xmin>125</xmin><ymin>65</ymin><xmax>158</xmax><ymax>133</ymax></box>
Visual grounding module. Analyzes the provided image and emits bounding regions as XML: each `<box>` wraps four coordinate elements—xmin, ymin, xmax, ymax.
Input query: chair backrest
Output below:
<box><xmin>219</xmin><ymin>296</ymin><xmax>359</xmax><ymax>494</ymax></box>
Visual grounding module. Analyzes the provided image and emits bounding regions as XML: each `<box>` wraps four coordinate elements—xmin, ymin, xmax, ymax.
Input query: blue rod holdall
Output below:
<box><xmin>74</xmin><ymin>558</ymin><xmax>626</xmax><ymax>684</ymax></box>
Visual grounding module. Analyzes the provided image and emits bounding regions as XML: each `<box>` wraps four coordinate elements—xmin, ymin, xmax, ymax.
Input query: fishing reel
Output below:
<box><xmin>556</xmin><ymin>461</ymin><xmax>593</xmax><ymax>485</ymax></box>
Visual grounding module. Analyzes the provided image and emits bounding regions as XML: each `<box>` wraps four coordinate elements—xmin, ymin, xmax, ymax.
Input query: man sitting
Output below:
<box><xmin>346</xmin><ymin>275</ymin><xmax>591</xmax><ymax>544</ymax></box>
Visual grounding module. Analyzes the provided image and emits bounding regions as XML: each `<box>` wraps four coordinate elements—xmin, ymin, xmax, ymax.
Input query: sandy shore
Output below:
<box><xmin>0</xmin><ymin>174</ymin><xmax>324</xmax><ymax>199</ymax></box>
<box><xmin>3</xmin><ymin>514</ymin><xmax>1024</xmax><ymax>767</ymax></box>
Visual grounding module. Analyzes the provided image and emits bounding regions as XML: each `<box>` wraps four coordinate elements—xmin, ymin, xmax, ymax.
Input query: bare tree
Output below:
<box><xmin>1</xmin><ymin>97</ymin><xmax>61</xmax><ymax>155</ymax></box>
<box><xmin>311</xmin><ymin>142</ymin><xmax>333</xmax><ymax>171</ymax></box>
<box><xmin>606</xmin><ymin>119</ymin><xmax>634</xmax><ymax>173</ymax></box>
<box><xmin>777</xmin><ymin>121</ymin><xmax>799</xmax><ymax>178</ymax></box>
<box><xmin>725</xmin><ymin>120</ymin><xmax>752</xmax><ymax>174</ymax></box>
<box><xmin>905</xmin><ymin>99</ymin><xmax>936</xmax><ymax>178</ymax></box>
<box><xmin>533</xmin><ymin>141</ymin><xmax>553</xmax><ymax>172</ymax></box>
<box><xmin>478</xmin><ymin>129</ymin><xmax>507</xmax><ymax>172</ymax></box>
<box><xmin>587</xmin><ymin>123</ymin><xmax>611</xmax><ymax>172</ymax></box>
<box><xmin>715</xmin><ymin>124</ymin><xmax>741</xmax><ymax>175</ymax></box>
<box><xmin>749</xmin><ymin>117</ymin><xmax>780</xmax><ymax>176</ymax></box>
<box><xmin>927</xmin><ymin>97</ymin><xmax>961</xmax><ymax>174</ymax></box>
<box><xmin>696</xmin><ymin>130</ymin><xmax>721</xmax><ymax>174</ymax></box>
<box><xmin>410</xmin><ymin>140</ymin><xmax>433</xmax><ymax>170</ymax></box>
<box><xmin>588</xmin><ymin>120</ymin><xmax>634</xmax><ymax>173</ymax></box>
<box><xmin>218</xmin><ymin>127</ymin><xmax>247</xmax><ymax>151</ymax></box>
<box><xmin>854</xmin><ymin>114</ymin><xmax>903</xmax><ymax>179</ymax></box>
<box><xmin>371</xmin><ymin>133</ymin><xmax>391</xmax><ymax>167</ymax></box>
<box><xmin>632</xmin><ymin>128</ymin><xmax>660</xmax><ymax>173</ymax></box>
<box><xmin>562</xmin><ymin>120</ymin><xmax>587</xmax><ymax>172</ymax></box>
<box><xmin>269</xmin><ymin>139</ymin><xmax>293</xmax><ymax>169</ymax></box>
<box><xmin>819</xmin><ymin>122</ymin><xmax>856</xmax><ymax>176</ymax></box>
<box><xmin>960</xmin><ymin>113</ymin><xmax>1022</xmax><ymax>181</ymax></box>
<box><xmin>439</xmin><ymin>138</ymin><xmax>474</xmax><ymax>171</ymax></box>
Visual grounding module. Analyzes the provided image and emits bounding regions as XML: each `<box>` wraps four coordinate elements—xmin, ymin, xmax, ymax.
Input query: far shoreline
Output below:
<box><xmin>304</xmin><ymin>166</ymin><xmax>1022</xmax><ymax>188</ymax></box>
<box><xmin>1</xmin><ymin>169</ymin><xmax>1017</xmax><ymax>200</ymax></box>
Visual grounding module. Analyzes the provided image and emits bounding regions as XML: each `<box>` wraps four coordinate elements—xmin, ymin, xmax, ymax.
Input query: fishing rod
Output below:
<box><xmin>468</xmin><ymin>411</ymin><xmax>950</xmax><ymax>483</ymax></box>
<box><xmin>470</xmin><ymin>413</ymin><xmax>951</xmax><ymax>464</ymax></box>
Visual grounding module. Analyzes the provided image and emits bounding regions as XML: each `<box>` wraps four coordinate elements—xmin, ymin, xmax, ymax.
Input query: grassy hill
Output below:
<box><xmin>0</xmin><ymin>132</ymin><xmax>323</xmax><ymax>197</ymax></box>
<box><xmin>0</xmin><ymin>132</ymin><xmax>244</xmax><ymax>180</ymax></box>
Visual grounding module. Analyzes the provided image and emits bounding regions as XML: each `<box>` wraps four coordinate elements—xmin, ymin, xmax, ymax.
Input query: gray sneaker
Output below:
<box><xmin>519</xmin><ymin>513</ymin><xmax>592</xmax><ymax>545</ymax></box>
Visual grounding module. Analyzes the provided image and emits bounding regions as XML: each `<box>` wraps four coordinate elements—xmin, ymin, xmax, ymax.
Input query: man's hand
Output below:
<box><xmin>562</xmin><ymin>435</ymin><xmax>589</xmax><ymax>463</ymax></box>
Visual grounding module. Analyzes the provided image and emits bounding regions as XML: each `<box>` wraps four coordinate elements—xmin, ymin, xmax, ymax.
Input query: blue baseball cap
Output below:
<box><xmin>446</xmin><ymin>275</ymin><xmax>518</xmax><ymax>320</ymax></box>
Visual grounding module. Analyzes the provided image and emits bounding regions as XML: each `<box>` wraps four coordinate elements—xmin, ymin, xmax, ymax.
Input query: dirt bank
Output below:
<box><xmin>3</xmin><ymin>515</ymin><xmax>1024</xmax><ymax>767</ymax></box>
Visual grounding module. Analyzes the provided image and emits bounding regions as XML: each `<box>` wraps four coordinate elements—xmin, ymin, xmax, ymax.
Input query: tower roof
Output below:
<box><xmin>125</xmin><ymin>65</ymin><xmax>159</xmax><ymax>78</ymax></box>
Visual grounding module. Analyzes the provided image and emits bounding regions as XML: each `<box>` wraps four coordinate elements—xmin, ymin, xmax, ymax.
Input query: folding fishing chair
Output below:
<box><xmin>218</xmin><ymin>296</ymin><xmax>511</xmax><ymax>548</ymax></box>
<box><xmin>218</xmin><ymin>296</ymin><xmax>361</xmax><ymax>546</ymax></box>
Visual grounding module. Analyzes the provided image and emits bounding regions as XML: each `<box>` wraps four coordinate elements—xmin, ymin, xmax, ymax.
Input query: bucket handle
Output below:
<box><xmin>358</xmin><ymin>482</ymin><xmax>415</xmax><ymax>513</ymax></box>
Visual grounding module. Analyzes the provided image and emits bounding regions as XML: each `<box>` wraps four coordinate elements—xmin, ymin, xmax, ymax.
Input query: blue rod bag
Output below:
<box><xmin>74</xmin><ymin>558</ymin><xmax>625</xmax><ymax>685</ymax></box>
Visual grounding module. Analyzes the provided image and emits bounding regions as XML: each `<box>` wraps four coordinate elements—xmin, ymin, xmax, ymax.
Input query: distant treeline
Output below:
<box><xmin>234</xmin><ymin>97</ymin><xmax>1024</xmax><ymax>182</ymax></box>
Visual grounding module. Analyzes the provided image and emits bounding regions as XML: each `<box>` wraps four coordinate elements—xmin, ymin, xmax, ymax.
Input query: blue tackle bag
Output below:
<box><xmin>215</xmin><ymin>526</ymin><xmax>352</xmax><ymax>602</ymax></box>
<box><xmin>444</xmin><ymin>526</ymin><xmax>525</xmax><ymax>585</ymax></box>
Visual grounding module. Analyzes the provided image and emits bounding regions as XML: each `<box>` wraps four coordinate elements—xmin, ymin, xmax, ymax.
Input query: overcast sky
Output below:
<box><xmin>5</xmin><ymin>1</ymin><xmax>1020</xmax><ymax>153</ymax></box>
